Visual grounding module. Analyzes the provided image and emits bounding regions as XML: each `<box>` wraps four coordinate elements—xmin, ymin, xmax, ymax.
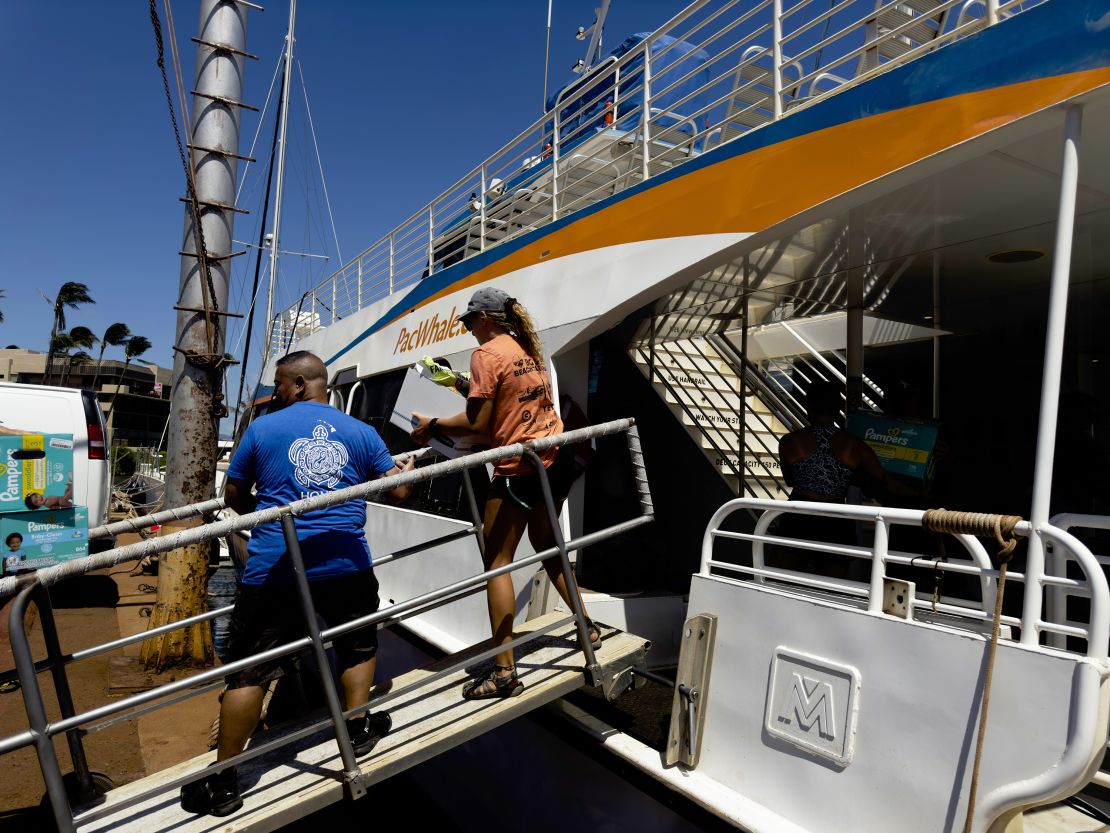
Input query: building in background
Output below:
<box><xmin>0</xmin><ymin>348</ymin><xmax>171</xmax><ymax>446</ymax></box>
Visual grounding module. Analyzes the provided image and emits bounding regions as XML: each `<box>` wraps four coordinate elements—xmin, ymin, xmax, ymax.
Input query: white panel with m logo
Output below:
<box><xmin>764</xmin><ymin>647</ymin><xmax>861</xmax><ymax>766</ymax></box>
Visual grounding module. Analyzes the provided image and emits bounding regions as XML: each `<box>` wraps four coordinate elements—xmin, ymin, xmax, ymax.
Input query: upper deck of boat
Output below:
<box><xmin>268</xmin><ymin>0</ymin><xmax>1055</xmax><ymax>354</ymax></box>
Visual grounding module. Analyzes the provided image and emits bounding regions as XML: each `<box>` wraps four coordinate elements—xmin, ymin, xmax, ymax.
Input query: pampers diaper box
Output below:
<box><xmin>1</xmin><ymin>507</ymin><xmax>89</xmax><ymax>574</ymax></box>
<box><xmin>847</xmin><ymin>412</ymin><xmax>939</xmax><ymax>482</ymax></box>
<box><xmin>0</xmin><ymin>433</ymin><xmax>75</xmax><ymax>511</ymax></box>
<box><xmin>1</xmin><ymin>434</ymin><xmax>87</xmax><ymax>573</ymax></box>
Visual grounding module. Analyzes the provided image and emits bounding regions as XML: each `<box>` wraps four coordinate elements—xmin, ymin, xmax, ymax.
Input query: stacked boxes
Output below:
<box><xmin>1</xmin><ymin>434</ymin><xmax>89</xmax><ymax>577</ymax></box>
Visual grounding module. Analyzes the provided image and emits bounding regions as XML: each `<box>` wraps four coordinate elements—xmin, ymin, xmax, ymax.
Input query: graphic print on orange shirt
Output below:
<box><xmin>468</xmin><ymin>334</ymin><xmax>563</xmax><ymax>476</ymax></box>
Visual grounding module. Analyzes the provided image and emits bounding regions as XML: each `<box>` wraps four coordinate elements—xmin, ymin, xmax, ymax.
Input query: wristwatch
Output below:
<box><xmin>429</xmin><ymin>417</ymin><xmax>439</xmax><ymax>432</ymax></box>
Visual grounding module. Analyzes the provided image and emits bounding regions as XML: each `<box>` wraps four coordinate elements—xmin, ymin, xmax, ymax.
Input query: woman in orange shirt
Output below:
<box><xmin>411</xmin><ymin>287</ymin><xmax>598</xmax><ymax>699</ymax></box>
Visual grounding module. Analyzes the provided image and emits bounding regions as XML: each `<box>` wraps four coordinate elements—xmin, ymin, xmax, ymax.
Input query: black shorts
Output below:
<box><xmin>491</xmin><ymin>444</ymin><xmax>578</xmax><ymax>511</ymax></box>
<box><xmin>224</xmin><ymin>572</ymin><xmax>380</xmax><ymax>690</ymax></box>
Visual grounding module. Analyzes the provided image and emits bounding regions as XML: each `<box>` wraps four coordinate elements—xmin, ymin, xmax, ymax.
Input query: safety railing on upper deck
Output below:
<box><xmin>700</xmin><ymin>498</ymin><xmax>1110</xmax><ymax>660</ymax></box>
<box><xmin>270</xmin><ymin>0</ymin><xmax>1040</xmax><ymax>351</ymax></box>
<box><xmin>0</xmin><ymin>419</ymin><xmax>652</xmax><ymax>833</ymax></box>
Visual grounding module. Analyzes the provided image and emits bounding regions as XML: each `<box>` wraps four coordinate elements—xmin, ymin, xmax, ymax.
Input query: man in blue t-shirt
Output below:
<box><xmin>182</xmin><ymin>351</ymin><xmax>413</xmax><ymax>818</ymax></box>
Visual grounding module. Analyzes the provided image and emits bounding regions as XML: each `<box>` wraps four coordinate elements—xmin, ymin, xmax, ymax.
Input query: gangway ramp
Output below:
<box><xmin>77</xmin><ymin>613</ymin><xmax>649</xmax><ymax>833</ymax></box>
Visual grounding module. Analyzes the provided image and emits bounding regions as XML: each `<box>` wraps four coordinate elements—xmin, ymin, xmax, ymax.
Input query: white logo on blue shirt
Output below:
<box><xmin>288</xmin><ymin>424</ymin><xmax>349</xmax><ymax>490</ymax></box>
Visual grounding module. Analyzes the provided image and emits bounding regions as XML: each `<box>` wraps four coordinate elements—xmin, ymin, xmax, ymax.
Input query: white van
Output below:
<box><xmin>0</xmin><ymin>381</ymin><xmax>111</xmax><ymax>550</ymax></box>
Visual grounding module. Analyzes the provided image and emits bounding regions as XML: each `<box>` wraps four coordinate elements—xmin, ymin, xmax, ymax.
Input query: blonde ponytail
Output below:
<box><xmin>486</xmin><ymin>298</ymin><xmax>544</xmax><ymax>362</ymax></box>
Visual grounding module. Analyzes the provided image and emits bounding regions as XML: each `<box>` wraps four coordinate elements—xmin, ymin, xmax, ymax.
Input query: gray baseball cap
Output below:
<box><xmin>459</xmin><ymin>287</ymin><xmax>512</xmax><ymax>324</ymax></box>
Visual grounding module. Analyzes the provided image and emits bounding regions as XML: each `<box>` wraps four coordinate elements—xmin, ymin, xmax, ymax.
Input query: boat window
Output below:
<box><xmin>346</xmin><ymin>369</ymin><xmax>481</xmax><ymax>520</ymax></box>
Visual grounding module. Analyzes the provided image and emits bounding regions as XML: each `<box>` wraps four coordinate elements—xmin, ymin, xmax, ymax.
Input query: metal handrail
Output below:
<box><xmin>268</xmin><ymin>0</ymin><xmax>1038</xmax><ymax>353</ymax></box>
<box><xmin>701</xmin><ymin>499</ymin><xmax>1110</xmax><ymax>659</ymax></box>
<box><xmin>1</xmin><ymin>419</ymin><xmax>651</xmax><ymax>833</ymax></box>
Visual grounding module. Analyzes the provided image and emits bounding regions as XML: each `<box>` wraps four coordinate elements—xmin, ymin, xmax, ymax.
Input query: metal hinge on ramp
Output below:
<box><xmin>665</xmin><ymin>613</ymin><xmax>717</xmax><ymax>768</ymax></box>
<box><xmin>75</xmin><ymin>613</ymin><xmax>649</xmax><ymax>833</ymax></box>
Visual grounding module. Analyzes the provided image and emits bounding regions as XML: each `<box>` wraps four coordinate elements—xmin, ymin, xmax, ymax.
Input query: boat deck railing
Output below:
<box><xmin>270</xmin><ymin>0</ymin><xmax>1040</xmax><ymax>352</ymax></box>
<box><xmin>701</xmin><ymin>498</ymin><xmax>1110</xmax><ymax>660</ymax></box>
<box><xmin>0</xmin><ymin>418</ymin><xmax>652</xmax><ymax>833</ymax></box>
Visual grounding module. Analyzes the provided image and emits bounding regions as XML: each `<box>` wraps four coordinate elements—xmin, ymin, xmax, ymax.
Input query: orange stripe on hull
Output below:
<box><xmin>401</xmin><ymin>66</ymin><xmax>1110</xmax><ymax>320</ymax></box>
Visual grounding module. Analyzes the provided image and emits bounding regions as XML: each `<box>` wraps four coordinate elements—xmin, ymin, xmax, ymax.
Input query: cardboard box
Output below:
<box><xmin>1</xmin><ymin>506</ymin><xmax>89</xmax><ymax>576</ymax></box>
<box><xmin>390</xmin><ymin>365</ymin><xmax>488</xmax><ymax>459</ymax></box>
<box><xmin>847</xmin><ymin>412</ymin><xmax>939</xmax><ymax>481</ymax></box>
<box><xmin>0</xmin><ymin>433</ymin><xmax>75</xmax><ymax>514</ymax></box>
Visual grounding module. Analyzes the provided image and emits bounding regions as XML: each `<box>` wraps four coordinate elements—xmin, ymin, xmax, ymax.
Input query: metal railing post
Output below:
<box><xmin>37</xmin><ymin>586</ymin><xmax>97</xmax><ymax>803</ymax></box>
<box><xmin>357</xmin><ymin>255</ymin><xmax>363</xmax><ymax>310</ymax></box>
<box><xmin>427</xmin><ymin>206</ymin><xmax>435</xmax><ymax>274</ymax></box>
<box><xmin>479</xmin><ymin>165</ymin><xmax>487</xmax><ymax>252</ymax></box>
<box><xmin>520</xmin><ymin>448</ymin><xmax>601</xmax><ymax>684</ymax></box>
<box><xmin>278</xmin><ymin>513</ymin><xmax>365</xmax><ymax>795</ymax></box>
<box><xmin>1025</xmin><ymin>105</ymin><xmax>1083</xmax><ymax>645</ymax></box>
<box><xmin>9</xmin><ymin>582</ymin><xmax>76</xmax><ymax>833</ymax></box>
<box><xmin>641</xmin><ymin>40</ymin><xmax>653</xmax><ymax>182</ymax></box>
<box><xmin>552</xmin><ymin>108</ymin><xmax>561</xmax><ymax>221</ymax></box>
<box><xmin>772</xmin><ymin>0</ymin><xmax>784</xmax><ymax>119</ymax></box>
<box><xmin>332</xmin><ymin>272</ymin><xmax>338</xmax><ymax>325</ymax></box>
<box><xmin>461</xmin><ymin>468</ymin><xmax>487</xmax><ymax>562</ymax></box>
<box><xmin>869</xmin><ymin>515</ymin><xmax>889</xmax><ymax>613</ymax></box>
<box><xmin>389</xmin><ymin>234</ymin><xmax>395</xmax><ymax>294</ymax></box>
<box><xmin>987</xmin><ymin>0</ymin><xmax>999</xmax><ymax>25</ymax></box>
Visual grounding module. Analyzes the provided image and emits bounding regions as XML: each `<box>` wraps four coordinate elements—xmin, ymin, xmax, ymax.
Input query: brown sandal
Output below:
<box><xmin>462</xmin><ymin>664</ymin><xmax>524</xmax><ymax>700</ymax></box>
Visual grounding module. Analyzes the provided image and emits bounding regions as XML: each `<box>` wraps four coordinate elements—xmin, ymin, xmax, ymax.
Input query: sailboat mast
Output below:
<box><xmin>165</xmin><ymin>0</ymin><xmax>250</xmax><ymax>511</ymax></box>
<box><xmin>264</xmin><ymin>0</ymin><xmax>297</xmax><ymax>353</ymax></box>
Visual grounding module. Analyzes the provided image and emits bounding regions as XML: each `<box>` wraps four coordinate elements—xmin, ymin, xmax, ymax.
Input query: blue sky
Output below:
<box><xmin>0</xmin><ymin>0</ymin><xmax>682</xmax><ymax>401</ymax></box>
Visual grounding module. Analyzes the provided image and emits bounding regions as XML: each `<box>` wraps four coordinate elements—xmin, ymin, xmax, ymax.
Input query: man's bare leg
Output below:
<box><xmin>216</xmin><ymin>685</ymin><xmax>266</xmax><ymax>766</ymax></box>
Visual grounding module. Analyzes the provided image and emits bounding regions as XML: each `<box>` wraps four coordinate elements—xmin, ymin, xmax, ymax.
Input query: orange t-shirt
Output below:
<box><xmin>468</xmin><ymin>334</ymin><xmax>562</xmax><ymax>476</ymax></box>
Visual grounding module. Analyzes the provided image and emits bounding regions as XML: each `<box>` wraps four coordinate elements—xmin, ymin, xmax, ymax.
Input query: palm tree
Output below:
<box><xmin>105</xmin><ymin>335</ymin><xmax>153</xmax><ymax>421</ymax></box>
<box><xmin>0</xmin><ymin>288</ymin><xmax>5</xmax><ymax>324</ymax></box>
<box><xmin>92</xmin><ymin>322</ymin><xmax>131</xmax><ymax>390</ymax></box>
<box><xmin>44</xmin><ymin>282</ymin><xmax>95</xmax><ymax>384</ymax></box>
<box><xmin>62</xmin><ymin>351</ymin><xmax>95</xmax><ymax>387</ymax></box>
<box><xmin>58</xmin><ymin>327</ymin><xmax>97</xmax><ymax>387</ymax></box>
<box><xmin>49</xmin><ymin>332</ymin><xmax>77</xmax><ymax>373</ymax></box>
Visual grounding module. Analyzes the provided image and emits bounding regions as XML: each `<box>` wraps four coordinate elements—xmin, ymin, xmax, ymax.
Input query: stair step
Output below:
<box><xmin>697</xmin><ymin>428</ymin><xmax>783</xmax><ymax>455</ymax></box>
<box><xmin>635</xmin><ymin>348</ymin><xmax>732</xmax><ymax>378</ymax></box>
<box><xmin>642</xmin><ymin>365</ymin><xmax>724</xmax><ymax>395</ymax></box>
<box><xmin>719</xmin><ymin>474</ymin><xmax>789</xmax><ymax>501</ymax></box>
<box><xmin>629</xmin><ymin>342</ymin><xmax>790</xmax><ymax>496</ymax></box>
<box><xmin>665</xmin><ymin>386</ymin><xmax>744</xmax><ymax>410</ymax></box>
<box><xmin>711</xmin><ymin>453</ymin><xmax>784</xmax><ymax>479</ymax></box>
<box><xmin>877</xmin><ymin>5</ymin><xmax>940</xmax><ymax>44</ymax></box>
<box><xmin>680</xmin><ymin>409</ymin><xmax>785</xmax><ymax>438</ymax></box>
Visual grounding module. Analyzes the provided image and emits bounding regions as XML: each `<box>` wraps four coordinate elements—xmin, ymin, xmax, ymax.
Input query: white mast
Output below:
<box><xmin>264</xmin><ymin>0</ymin><xmax>297</xmax><ymax>352</ymax></box>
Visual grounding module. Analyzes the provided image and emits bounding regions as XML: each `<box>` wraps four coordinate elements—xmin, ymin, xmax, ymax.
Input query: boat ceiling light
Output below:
<box><xmin>987</xmin><ymin>249</ymin><xmax>1045</xmax><ymax>263</ymax></box>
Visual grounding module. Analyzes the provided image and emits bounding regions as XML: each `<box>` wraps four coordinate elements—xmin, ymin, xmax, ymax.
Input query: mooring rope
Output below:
<box><xmin>922</xmin><ymin>509</ymin><xmax>1021</xmax><ymax>833</ymax></box>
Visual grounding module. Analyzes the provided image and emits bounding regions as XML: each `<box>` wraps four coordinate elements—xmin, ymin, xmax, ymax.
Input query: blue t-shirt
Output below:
<box><xmin>227</xmin><ymin>401</ymin><xmax>397</xmax><ymax>585</ymax></box>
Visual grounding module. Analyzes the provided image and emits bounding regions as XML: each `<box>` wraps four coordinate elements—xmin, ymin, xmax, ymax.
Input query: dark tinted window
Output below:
<box><xmin>347</xmin><ymin>369</ymin><xmax>485</xmax><ymax>520</ymax></box>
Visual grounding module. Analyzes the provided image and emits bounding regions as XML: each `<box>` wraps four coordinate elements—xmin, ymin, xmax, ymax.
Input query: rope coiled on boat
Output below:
<box><xmin>922</xmin><ymin>509</ymin><xmax>1022</xmax><ymax>833</ymax></box>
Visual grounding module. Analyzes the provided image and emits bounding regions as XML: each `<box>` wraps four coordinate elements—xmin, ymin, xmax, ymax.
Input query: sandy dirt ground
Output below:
<box><xmin>0</xmin><ymin>534</ymin><xmax>220</xmax><ymax>829</ymax></box>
